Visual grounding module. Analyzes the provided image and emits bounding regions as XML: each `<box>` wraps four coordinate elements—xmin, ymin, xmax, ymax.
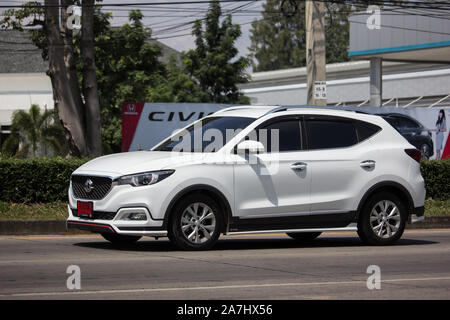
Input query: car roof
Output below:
<box><xmin>213</xmin><ymin>105</ymin><xmax>373</xmax><ymax>119</ymax></box>
<box><xmin>213</xmin><ymin>105</ymin><xmax>278</xmax><ymax>118</ymax></box>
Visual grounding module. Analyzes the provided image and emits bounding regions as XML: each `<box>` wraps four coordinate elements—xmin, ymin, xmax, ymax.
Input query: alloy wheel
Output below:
<box><xmin>180</xmin><ymin>202</ymin><xmax>216</xmax><ymax>244</ymax></box>
<box><xmin>369</xmin><ymin>200</ymin><xmax>401</xmax><ymax>238</ymax></box>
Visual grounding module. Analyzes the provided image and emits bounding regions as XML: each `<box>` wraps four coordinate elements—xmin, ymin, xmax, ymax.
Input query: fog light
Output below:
<box><xmin>127</xmin><ymin>212</ymin><xmax>147</xmax><ymax>221</ymax></box>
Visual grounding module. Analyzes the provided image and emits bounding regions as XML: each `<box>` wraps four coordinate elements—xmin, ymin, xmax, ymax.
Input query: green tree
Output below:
<box><xmin>249</xmin><ymin>0</ymin><xmax>353</xmax><ymax>72</ymax></box>
<box><xmin>324</xmin><ymin>2</ymin><xmax>352</xmax><ymax>65</ymax></box>
<box><xmin>92</xmin><ymin>10</ymin><xmax>167</xmax><ymax>153</ymax></box>
<box><xmin>1</xmin><ymin>0</ymin><xmax>102</xmax><ymax>157</ymax></box>
<box><xmin>92</xmin><ymin>10</ymin><xmax>206</xmax><ymax>152</ymax></box>
<box><xmin>148</xmin><ymin>54</ymin><xmax>206</xmax><ymax>103</ymax></box>
<box><xmin>249</xmin><ymin>0</ymin><xmax>307</xmax><ymax>72</ymax></box>
<box><xmin>2</xmin><ymin>104</ymin><xmax>66</xmax><ymax>157</ymax></box>
<box><xmin>183</xmin><ymin>0</ymin><xmax>250</xmax><ymax>104</ymax></box>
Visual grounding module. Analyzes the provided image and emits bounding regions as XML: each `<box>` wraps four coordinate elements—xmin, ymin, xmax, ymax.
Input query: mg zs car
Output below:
<box><xmin>67</xmin><ymin>106</ymin><xmax>426</xmax><ymax>250</ymax></box>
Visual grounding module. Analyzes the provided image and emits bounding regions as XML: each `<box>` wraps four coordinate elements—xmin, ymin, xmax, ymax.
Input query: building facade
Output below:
<box><xmin>238</xmin><ymin>61</ymin><xmax>450</xmax><ymax>108</ymax></box>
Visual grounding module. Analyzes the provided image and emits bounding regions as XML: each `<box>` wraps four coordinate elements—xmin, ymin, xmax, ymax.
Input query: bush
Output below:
<box><xmin>421</xmin><ymin>160</ymin><xmax>450</xmax><ymax>200</ymax></box>
<box><xmin>0</xmin><ymin>157</ymin><xmax>448</xmax><ymax>203</ymax></box>
<box><xmin>0</xmin><ymin>157</ymin><xmax>88</xmax><ymax>203</ymax></box>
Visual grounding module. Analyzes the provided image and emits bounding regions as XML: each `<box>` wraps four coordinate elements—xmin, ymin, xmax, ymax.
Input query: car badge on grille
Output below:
<box><xmin>83</xmin><ymin>179</ymin><xmax>94</xmax><ymax>193</ymax></box>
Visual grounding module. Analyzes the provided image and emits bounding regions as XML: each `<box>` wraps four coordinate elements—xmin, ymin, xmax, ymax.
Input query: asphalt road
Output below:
<box><xmin>1</xmin><ymin>229</ymin><xmax>450</xmax><ymax>300</ymax></box>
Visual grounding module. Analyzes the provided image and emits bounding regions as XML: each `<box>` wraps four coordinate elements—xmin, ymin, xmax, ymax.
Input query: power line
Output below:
<box><xmin>2</xmin><ymin>0</ymin><xmax>450</xmax><ymax>51</ymax></box>
<box><xmin>0</xmin><ymin>0</ymin><xmax>264</xmax><ymax>9</ymax></box>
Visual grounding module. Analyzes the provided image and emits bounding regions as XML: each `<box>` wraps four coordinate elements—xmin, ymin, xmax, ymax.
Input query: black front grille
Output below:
<box><xmin>71</xmin><ymin>175</ymin><xmax>113</xmax><ymax>200</ymax></box>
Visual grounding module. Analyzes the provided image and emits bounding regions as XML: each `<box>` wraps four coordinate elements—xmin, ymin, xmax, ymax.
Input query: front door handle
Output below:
<box><xmin>291</xmin><ymin>162</ymin><xmax>307</xmax><ymax>171</ymax></box>
<box><xmin>360</xmin><ymin>160</ymin><xmax>376</xmax><ymax>169</ymax></box>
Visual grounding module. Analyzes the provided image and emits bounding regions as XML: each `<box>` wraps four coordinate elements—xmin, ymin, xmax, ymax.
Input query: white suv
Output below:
<box><xmin>67</xmin><ymin>106</ymin><xmax>426</xmax><ymax>250</ymax></box>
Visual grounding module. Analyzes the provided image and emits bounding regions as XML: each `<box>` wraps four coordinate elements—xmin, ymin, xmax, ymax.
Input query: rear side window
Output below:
<box><xmin>305</xmin><ymin>119</ymin><xmax>357</xmax><ymax>150</ymax></box>
<box><xmin>258</xmin><ymin>119</ymin><xmax>302</xmax><ymax>152</ymax></box>
<box><xmin>354</xmin><ymin>120</ymin><xmax>381</xmax><ymax>142</ymax></box>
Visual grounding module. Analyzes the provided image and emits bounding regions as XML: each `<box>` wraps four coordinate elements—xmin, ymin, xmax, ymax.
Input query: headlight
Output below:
<box><xmin>117</xmin><ymin>170</ymin><xmax>174</xmax><ymax>187</ymax></box>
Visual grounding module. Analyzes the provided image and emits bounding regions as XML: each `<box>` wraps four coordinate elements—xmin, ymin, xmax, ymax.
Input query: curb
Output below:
<box><xmin>406</xmin><ymin>216</ymin><xmax>450</xmax><ymax>229</ymax></box>
<box><xmin>0</xmin><ymin>220</ymin><xmax>89</xmax><ymax>235</ymax></box>
<box><xmin>0</xmin><ymin>217</ymin><xmax>450</xmax><ymax>235</ymax></box>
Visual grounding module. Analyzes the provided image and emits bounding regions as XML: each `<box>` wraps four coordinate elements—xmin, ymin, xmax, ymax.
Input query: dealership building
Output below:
<box><xmin>238</xmin><ymin>60</ymin><xmax>450</xmax><ymax>108</ymax></box>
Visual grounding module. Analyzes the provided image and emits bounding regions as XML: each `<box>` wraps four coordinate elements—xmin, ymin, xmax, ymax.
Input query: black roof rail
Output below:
<box><xmin>263</xmin><ymin>105</ymin><xmax>371</xmax><ymax>116</ymax></box>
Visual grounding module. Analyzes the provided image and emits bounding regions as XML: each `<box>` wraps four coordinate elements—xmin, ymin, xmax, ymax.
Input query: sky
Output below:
<box><xmin>1</xmin><ymin>0</ymin><xmax>264</xmax><ymax>57</ymax></box>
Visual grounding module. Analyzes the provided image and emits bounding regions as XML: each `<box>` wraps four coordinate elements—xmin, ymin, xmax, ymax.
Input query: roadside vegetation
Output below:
<box><xmin>0</xmin><ymin>202</ymin><xmax>67</xmax><ymax>220</ymax></box>
<box><xmin>424</xmin><ymin>199</ymin><xmax>450</xmax><ymax>217</ymax></box>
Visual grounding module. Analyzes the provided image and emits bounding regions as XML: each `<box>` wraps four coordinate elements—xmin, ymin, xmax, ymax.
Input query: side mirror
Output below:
<box><xmin>236</xmin><ymin>140</ymin><xmax>265</xmax><ymax>154</ymax></box>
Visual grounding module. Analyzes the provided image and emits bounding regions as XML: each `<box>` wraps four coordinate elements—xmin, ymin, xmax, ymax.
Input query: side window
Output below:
<box><xmin>354</xmin><ymin>120</ymin><xmax>381</xmax><ymax>142</ymax></box>
<box><xmin>258</xmin><ymin>119</ymin><xmax>302</xmax><ymax>152</ymax></box>
<box><xmin>305</xmin><ymin>119</ymin><xmax>357</xmax><ymax>150</ymax></box>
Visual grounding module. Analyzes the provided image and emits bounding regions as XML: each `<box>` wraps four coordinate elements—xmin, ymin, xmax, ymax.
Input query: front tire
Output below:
<box><xmin>101</xmin><ymin>233</ymin><xmax>141</xmax><ymax>244</ymax></box>
<box><xmin>168</xmin><ymin>194</ymin><xmax>222</xmax><ymax>250</ymax></box>
<box><xmin>286</xmin><ymin>232</ymin><xmax>321</xmax><ymax>241</ymax></box>
<box><xmin>357</xmin><ymin>192</ymin><xmax>407</xmax><ymax>245</ymax></box>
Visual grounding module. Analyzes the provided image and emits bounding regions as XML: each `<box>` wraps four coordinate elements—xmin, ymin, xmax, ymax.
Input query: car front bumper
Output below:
<box><xmin>66</xmin><ymin>205</ymin><xmax>167</xmax><ymax>237</ymax></box>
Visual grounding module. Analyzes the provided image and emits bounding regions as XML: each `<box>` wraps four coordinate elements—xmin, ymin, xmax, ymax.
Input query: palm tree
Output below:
<box><xmin>2</xmin><ymin>104</ymin><xmax>66</xmax><ymax>157</ymax></box>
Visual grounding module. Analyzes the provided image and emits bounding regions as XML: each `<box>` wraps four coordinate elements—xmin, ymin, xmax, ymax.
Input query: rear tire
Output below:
<box><xmin>357</xmin><ymin>192</ymin><xmax>407</xmax><ymax>246</ymax></box>
<box><xmin>286</xmin><ymin>232</ymin><xmax>321</xmax><ymax>241</ymax></box>
<box><xmin>168</xmin><ymin>194</ymin><xmax>222</xmax><ymax>251</ymax></box>
<box><xmin>101</xmin><ymin>233</ymin><xmax>141</xmax><ymax>244</ymax></box>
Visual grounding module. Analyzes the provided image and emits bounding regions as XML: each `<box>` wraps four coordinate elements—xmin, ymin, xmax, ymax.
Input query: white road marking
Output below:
<box><xmin>2</xmin><ymin>276</ymin><xmax>450</xmax><ymax>297</ymax></box>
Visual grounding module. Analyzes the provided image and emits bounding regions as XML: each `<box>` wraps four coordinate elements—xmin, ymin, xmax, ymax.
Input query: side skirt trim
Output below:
<box><xmin>228</xmin><ymin>224</ymin><xmax>357</xmax><ymax>235</ymax></box>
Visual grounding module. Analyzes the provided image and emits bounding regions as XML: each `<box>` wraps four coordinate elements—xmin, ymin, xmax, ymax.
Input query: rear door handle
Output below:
<box><xmin>360</xmin><ymin>160</ymin><xmax>376</xmax><ymax>169</ymax></box>
<box><xmin>290</xmin><ymin>162</ymin><xmax>307</xmax><ymax>171</ymax></box>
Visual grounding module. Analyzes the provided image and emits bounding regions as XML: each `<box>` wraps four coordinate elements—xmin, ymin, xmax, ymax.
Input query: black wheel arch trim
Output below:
<box><xmin>356</xmin><ymin>181</ymin><xmax>415</xmax><ymax>219</ymax></box>
<box><xmin>163</xmin><ymin>184</ymin><xmax>233</xmax><ymax>233</ymax></box>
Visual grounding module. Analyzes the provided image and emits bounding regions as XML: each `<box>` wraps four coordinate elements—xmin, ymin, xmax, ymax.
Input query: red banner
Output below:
<box><xmin>121</xmin><ymin>102</ymin><xmax>144</xmax><ymax>152</ymax></box>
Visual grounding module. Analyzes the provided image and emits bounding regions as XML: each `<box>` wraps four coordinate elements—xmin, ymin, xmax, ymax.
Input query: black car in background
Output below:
<box><xmin>379</xmin><ymin>113</ymin><xmax>434</xmax><ymax>159</ymax></box>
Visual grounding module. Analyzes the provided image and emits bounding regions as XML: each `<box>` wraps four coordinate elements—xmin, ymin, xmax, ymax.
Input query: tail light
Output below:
<box><xmin>405</xmin><ymin>148</ymin><xmax>421</xmax><ymax>163</ymax></box>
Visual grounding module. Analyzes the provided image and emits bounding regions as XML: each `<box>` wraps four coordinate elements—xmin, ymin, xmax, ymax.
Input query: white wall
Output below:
<box><xmin>241</xmin><ymin>68</ymin><xmax>450</xmax><ymax>106</ymax></box>
<box><xmin>0</xmin><ymin>73</ymin><xmax>54</xmax><ymax>125</ymax></box>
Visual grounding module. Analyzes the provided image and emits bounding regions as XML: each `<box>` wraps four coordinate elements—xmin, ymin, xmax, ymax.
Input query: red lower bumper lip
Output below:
<box><xmin>67</xmin><ymin>221</ymin><xmax>115</xmax><ymax>233</ymax></box>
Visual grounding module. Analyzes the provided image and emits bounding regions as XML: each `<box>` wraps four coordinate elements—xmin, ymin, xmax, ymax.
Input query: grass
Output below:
<box><xmin>424</xmin><ymin>198</ymin><xmax>450</xmax><ymax>217</ymax></box>
<box><xmin>0</xmin><ymin>201</ymin><xmax>68</xmax><ymax>220</ymax></box>
<box><xmin>0</xmin><ymin>199</ymin><xmax>449</xmax><ymax>221</ymax></box>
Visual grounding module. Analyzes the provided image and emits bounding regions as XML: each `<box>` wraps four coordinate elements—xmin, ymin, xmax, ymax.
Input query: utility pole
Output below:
<box><xmin>370</xmin><ymin>57</ymin><xmax>383</xmax><ymax>107</ymax></box>
<box><xmin>306</xmin><ymin>0</ymin><xmax>326</xmax><ymax>106</ymax></box>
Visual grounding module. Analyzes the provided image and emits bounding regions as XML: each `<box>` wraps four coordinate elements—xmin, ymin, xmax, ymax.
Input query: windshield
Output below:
<box><xmin>153</xmin><ymin>116</ymin><xmax>255</xmax><ymax>152</ymax></box>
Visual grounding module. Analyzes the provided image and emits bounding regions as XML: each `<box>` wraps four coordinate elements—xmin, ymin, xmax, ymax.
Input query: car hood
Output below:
<box><xmin>72</xmin><ymin>151</ymin><xmax>210</xmax><ymax>178</ymax></box>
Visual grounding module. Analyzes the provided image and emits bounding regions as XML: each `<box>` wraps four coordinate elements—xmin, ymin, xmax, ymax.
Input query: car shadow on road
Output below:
<box><xmin>73</xmin><ymin>236</ymin><xmax>437</xmax><ymax>252</ymax></box>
